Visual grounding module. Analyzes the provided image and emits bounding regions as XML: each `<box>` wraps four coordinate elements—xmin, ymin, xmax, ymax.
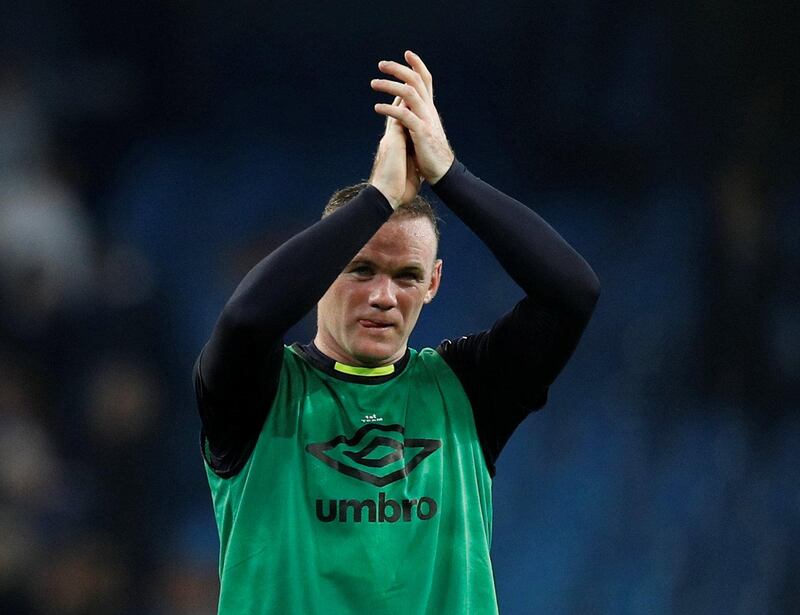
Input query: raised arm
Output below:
<box><xmin>373</xmin><ymin>51</ymin><xmax>600</xmax><ymax>473</ymax></box>
<box><xmin>195</xmin><ymin>101</ymin><xmax>420</xmax><ymax>476</ymax></box>
<box><xmin>194</xmin><ymin>188</ymin><xmax>391</xmax><ymax>473</ymax></box>
<box><xmin>431</xmin><ymin>162</ymin><xmax>600</xmax><ymax>473</ymax></box>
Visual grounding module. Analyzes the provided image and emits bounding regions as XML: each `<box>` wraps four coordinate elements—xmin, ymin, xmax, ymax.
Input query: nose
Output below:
<box><xmin>368</xmin><ymin>275</ymin><xmax>397</xmax><ymax>310</ymax></box>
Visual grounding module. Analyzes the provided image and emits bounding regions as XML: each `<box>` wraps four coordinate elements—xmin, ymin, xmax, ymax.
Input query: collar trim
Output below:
<box><xmin>292</xmin><ymin>342</ymin><xmax>409</xmax><ymax>384</ymax></box>
<box><xmin>333</xmin><ymin>362</ymin><xmax>395</xmax><ymax>377</ymax></box>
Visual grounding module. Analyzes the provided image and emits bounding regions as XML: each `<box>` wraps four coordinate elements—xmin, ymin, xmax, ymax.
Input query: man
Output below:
<box><xmin>194</xmin><ymin>50</ymin><xmax>600</xmax><ymax>614</ymax></box>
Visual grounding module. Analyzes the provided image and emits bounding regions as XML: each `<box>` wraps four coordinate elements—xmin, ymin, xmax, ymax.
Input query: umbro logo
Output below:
<box><xmin>305</xmin><ymin>423</ymin><xmax>441</xmax><ymax>487</ymax></box>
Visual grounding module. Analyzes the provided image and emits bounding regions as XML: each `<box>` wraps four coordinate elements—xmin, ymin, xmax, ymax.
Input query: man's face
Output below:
<box><xmin>315</xmin><ymin>215</ymin><xmax>442</xmax><ymax>367</ymax></box>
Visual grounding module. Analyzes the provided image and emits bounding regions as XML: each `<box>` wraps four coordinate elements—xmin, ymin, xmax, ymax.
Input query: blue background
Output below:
<box><xmin>0</xmin><ymin>1</ymin><xmax>797</xmax><ymax>613</ymax></box>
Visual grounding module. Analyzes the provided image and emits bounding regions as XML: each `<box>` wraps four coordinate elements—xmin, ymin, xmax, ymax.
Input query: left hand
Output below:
<box><xmin>371</xmin><ymin>50</ymin><xmax>455</xmax><ymax>185</ymax></box>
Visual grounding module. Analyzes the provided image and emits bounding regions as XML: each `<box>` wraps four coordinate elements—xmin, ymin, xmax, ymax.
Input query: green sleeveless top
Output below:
<box><xmin>205</xmin><ymin>345</ymin><xmax>497</xmax><ymax>614</ymax></box>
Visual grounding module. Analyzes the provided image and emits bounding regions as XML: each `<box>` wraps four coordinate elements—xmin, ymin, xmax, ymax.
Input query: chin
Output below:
<box><xmin>351</xmin><ymin>341</ymin><xmax>401</xmax><ymax>366</ymax></box>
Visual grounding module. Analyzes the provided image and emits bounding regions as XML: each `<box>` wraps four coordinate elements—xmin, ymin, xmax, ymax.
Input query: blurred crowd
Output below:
<box><xmin>0</xmin><ymin>58</ymin><xmax>218</xmax><ymax>613</ymax></box>
<box><xmin>0</xmin><ymin>2</ymin><xmax>797</xmax><ymax>614</ymax></box>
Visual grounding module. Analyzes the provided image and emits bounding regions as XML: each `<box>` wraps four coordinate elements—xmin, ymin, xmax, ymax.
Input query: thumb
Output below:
<box><xmin>383</xmin><ymin>96</ymin><xmax>404</xmax><ymax>133</ymax></box>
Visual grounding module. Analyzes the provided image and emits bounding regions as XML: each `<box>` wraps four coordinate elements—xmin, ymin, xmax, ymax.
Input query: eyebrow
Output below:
<box><xmin>398</xmin><ymin>265</ymin><xmax>425</xmax><ymax>276</ymax></box>
<box><xmin>347</xmin><ymin>259</ymin><xmax>426</xmax><ymax>275</ymax></box>
<box><xmin>346</xmin><ymin>259</ymin><xmax>374</xmax><ymax>269</ymax></box>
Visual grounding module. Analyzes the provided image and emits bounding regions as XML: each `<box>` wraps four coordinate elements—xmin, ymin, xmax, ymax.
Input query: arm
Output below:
<box><xmin>432</xmin><ymin>161</ymin><xmax>600</xmax><ymax>473</ymax></box>
<box><xmin>195</xmin><ymin>188</ymin><xmax>393</xmax><ymax>475</ymax></box>
<box><xmin>196</xmin><ymin>104</ymin><xmax>421</xmax><ymax>476</ymax></box>
<box><xmin>373</xmin><ymin>51</ymin><xmax>600</xmax><ymax>473</ymax></box>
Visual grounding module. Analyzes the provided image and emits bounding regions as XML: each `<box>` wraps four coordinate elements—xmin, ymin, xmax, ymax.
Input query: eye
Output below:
<box><xmin>350</xmin><ymin>265</ymin><xmax>373</xmax><ymax>277</ymax></box>
<box><xmin>397</xmin><ymin>271</ymin><xmax>423</xmax><ymax>283</ymax></box>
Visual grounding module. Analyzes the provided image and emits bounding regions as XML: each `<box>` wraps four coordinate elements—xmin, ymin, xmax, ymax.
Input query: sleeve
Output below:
<box><xmin>194</xmin><ymin>186</ymin><xmax>394</xmax><ymax>477</ymax></box>
<box><xmin>432</xmin><ymin>160</ymin><xmax>600</xmax><ymax>475</ymax></box>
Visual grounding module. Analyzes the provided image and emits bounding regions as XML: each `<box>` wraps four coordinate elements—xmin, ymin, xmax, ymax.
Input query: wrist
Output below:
<box><xmin>369</xmin><ymin>181</ymin><xmax>401</xmax><ymax>210</ymax></box>
<box><xmin>427</xmin><ymin>152</ymin><xmax>456</xmax><ymax>186</ymax></box>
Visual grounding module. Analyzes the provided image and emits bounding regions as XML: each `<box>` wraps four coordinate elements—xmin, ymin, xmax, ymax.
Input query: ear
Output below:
<box><xmin>424</xmin><ymin>259</ymin><xmax>443</xmax><ymax>304</ymax></box>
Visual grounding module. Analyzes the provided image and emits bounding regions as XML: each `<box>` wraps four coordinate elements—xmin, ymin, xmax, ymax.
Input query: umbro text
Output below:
<box><xmin>315</xmin><ymin>492</ymin><xmax>438</xmax><ymax>523</ymax></box>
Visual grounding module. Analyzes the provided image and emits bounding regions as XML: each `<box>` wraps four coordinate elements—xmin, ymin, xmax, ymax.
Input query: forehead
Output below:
<box><xmin>354</xmin><ymin>216</ymin><xmax>438</xmax><ymax>267</ymax></box>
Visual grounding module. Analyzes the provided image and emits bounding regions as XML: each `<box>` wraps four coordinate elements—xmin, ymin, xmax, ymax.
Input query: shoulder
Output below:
<box><xmin>413</xmin><ymin>346</ymin><xmax>450</xmax><ymax>370</ymax></box>
<box><xmin>409</xmin><ymin>346</ymin><xmax>467</xmax><ymax>391</ymax></box>
<box><xmin>415</xmin><ymin>346</ymin><xmax>443</xmax><ymax>361</ymax></box>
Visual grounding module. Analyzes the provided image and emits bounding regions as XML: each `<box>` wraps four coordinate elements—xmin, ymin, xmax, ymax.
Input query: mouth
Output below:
<box><xmin>358</xmin><ymin>319</ymin><xmax>395</xmax><ymax>330</ymax></box>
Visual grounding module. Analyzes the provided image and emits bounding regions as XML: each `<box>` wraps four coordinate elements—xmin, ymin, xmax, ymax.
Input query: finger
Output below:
<box><xmin>404</xmin><ymin>50</ymin><xmax>433</xmax><ymax>96</ymax></box>
<box><xmin>377</xmin><ymin>60</ymin><xmax>430</xmax><ymax>101</ymax></box>
<box><xmin>371</xmin><ymin>78</ymin><xmax>427</xmax><ymax>115</ymax></box>
<box><xmin>374</xmin><ymin>102</ymin><xmax>424</xmax><ymax>133</ymax></box>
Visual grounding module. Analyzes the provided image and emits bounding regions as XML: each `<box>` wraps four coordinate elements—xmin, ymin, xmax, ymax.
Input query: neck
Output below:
<box><xmin>312</xmin><ymin>334</ymin><xmax>405</xmax><ymax>368</ymax></box>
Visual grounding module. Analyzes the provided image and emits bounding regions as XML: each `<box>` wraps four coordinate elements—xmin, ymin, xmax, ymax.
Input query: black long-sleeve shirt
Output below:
<box><xmin>194</xmin><ymin>160</ymin><xmax>600</xmax><ymax>477</ymax></box>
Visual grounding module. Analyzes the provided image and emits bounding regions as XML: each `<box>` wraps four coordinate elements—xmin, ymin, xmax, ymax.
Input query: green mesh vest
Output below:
<box><xmin>205</xmin><ymin>345</ymin><xmax>497</xmax><ymax>614</ymax></box>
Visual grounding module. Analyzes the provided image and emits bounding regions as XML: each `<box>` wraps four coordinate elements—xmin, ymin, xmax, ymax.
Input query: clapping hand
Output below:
<box><xmin>371</xmin><ymin>50</ymin><xmax>454</xmax><ymax>185</ymax></box>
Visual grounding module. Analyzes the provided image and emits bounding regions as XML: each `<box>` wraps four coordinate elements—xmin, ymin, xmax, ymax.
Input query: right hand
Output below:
<box><xmin>369</xmin><ymin>96</ymin><xmax>421</xmax><ymax>210</ymax></box>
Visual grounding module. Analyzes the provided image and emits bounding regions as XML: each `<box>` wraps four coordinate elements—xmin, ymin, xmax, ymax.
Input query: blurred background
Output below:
<box><xmin>0</xmin><ymin>1</ymin><xmax>797</xmax><ymax>613</ymax></box>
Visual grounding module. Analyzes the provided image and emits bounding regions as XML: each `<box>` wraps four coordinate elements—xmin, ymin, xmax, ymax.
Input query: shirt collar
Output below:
<box><xmin>292</xmin><ymin>342</ymin><xmax>411</xmax><ymax>384</ymax></box>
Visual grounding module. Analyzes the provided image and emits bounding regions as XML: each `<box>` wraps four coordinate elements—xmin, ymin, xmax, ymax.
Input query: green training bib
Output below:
<box><xmin>205</xmin><ymin>346</ymin><xmax>497</xmax><ymax>614</ymax></box>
